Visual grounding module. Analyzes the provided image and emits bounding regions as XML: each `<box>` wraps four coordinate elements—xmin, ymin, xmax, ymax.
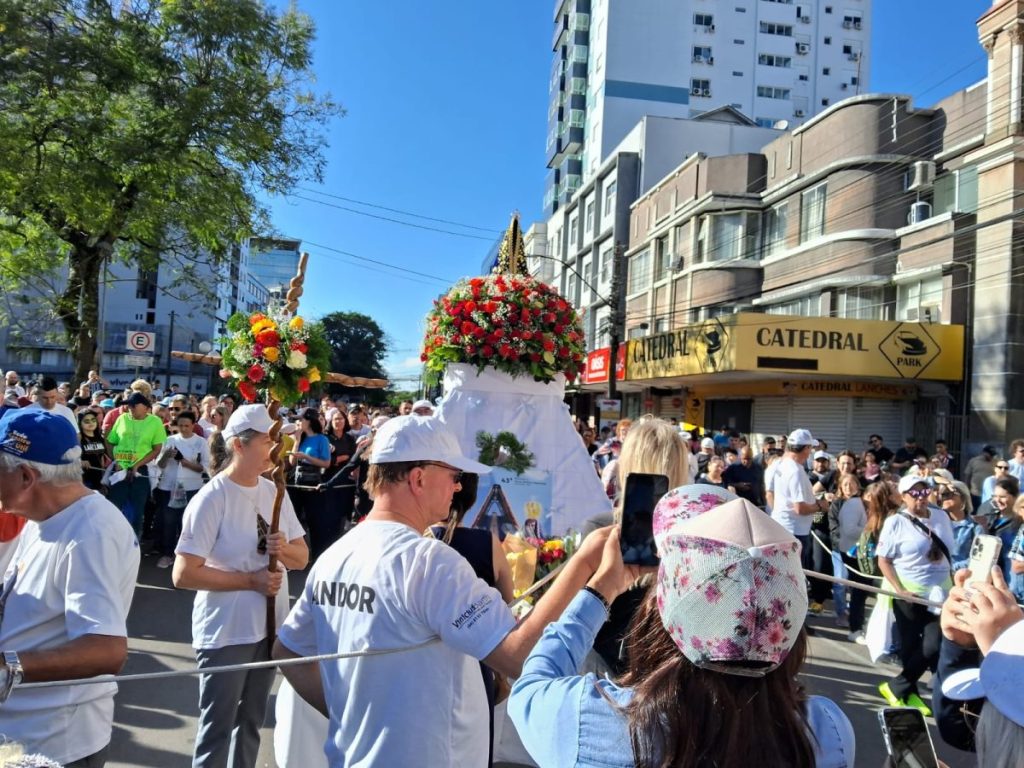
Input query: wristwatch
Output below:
<box><xmin>0</xmin><ymin>650</ymin><xmax>22</xmax><ymax>703</ymax></box>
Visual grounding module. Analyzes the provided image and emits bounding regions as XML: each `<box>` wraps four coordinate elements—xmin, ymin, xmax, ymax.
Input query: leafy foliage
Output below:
<box><xmin>319</xmin><ymin>311</ymin><xmax>390</xmax><ymax>382</ymax></box>
<box><xmin>0</xmin><ymin>0</ymin><xmax>341</xmax><ymax>381</ymax></box>
<box><xmin>475</xmin><ymin>431</ymin><xmax>535</xmax><ymax>476</ymax></box>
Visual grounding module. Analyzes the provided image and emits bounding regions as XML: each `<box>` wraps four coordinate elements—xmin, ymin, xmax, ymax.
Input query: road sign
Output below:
<box><xmin>127</xmin><ymin>331</ymin><xmax>156</xmax><ymax>353</ymax></box>
<box><xmin>124</xmin><ymin>354</ymin><xmax>153</xmax><ymax>368</ymax></box>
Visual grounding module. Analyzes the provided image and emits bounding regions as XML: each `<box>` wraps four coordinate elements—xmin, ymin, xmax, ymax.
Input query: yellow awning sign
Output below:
<box><xmin>626</xmin><ymin>313</ymin><xmax>964</xmax><ymax>382</ymax></box>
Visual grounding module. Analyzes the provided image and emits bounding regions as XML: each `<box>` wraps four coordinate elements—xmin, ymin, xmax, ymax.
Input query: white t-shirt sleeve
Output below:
<box><xmin>176</xmin><ymin>488</ymin><xmax>222</xmax><ymax>559</ymax></box>
<box><xmin>410</xmin><ymin>543</ymin><xmax>515</xmax><ymax>661</ymax></box>
<box><xmin>60</xmin><ymin>537</ymin><xmax>131</xmax><ymax>640</ymax></box>
<box><xmin>875</xmin><ymin>515</ymin><xmax>901</xmax><ymax>560</ymax></box>
<box><xmin>278</xmin><ymin>577</ymin><xmax>320</xmax><ymax>657</ymax></box>
<box><xmin>786</xmin><ymin>464</ymin><xmax>815</xmax><ymax>505</ymax></box>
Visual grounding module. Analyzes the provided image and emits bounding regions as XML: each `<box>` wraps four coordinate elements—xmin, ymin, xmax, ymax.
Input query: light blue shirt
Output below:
<box><xmin>508</xmin><ymin>591</ymin><xmax>856</xmax><ymax>768</ymax></box>
<box><xmin>297</xmin><ymin>433</ymin><xmax>330</xmax><ymax>463</ymax></box>
<box><xmin>950</xmin><ymin>517</ymin><xmax>981</xmax><ymax>572</ymax></box>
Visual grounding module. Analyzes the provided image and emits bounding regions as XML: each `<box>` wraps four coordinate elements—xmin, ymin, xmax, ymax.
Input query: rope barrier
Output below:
<box><xmin>809</xmin><ymin>530</ymin><xmax>884</xmax><ymax>581</ymax></box>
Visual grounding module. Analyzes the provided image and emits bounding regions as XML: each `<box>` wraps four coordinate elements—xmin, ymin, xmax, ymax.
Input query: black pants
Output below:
<box><xmin>840</xmin><ymin>553</ymin><xmax>870</xmax><ymax>632</ymax></box>
<box><xmin>890</xmin><ymin>598</ymin><xmax>941</xmax><ymax>699</ymax></box>
<box><xmin>65</xmin><ymin>744</ymin><xmax>109</xmax><ymax>768</ymax></box>
<box><xmin>309</xmin><ymin>486</ymin><xmax>354</xmax><ymax>562</ymax></box>
<box><xmin>808</xmin><ymin>529</ymin><xmax>833</xmax><ymax>603</ymax></box>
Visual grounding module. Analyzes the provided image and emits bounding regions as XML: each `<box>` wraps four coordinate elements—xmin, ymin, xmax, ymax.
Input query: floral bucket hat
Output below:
<box><xmin>653</xmin><ymin>495</ymin><xmax>808</xmax><ymax>677</ymax></box>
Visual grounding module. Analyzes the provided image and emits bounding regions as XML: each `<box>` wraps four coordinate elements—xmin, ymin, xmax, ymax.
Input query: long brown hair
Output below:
<box><xmin>619</xmin><ymin>591</ymin><xmax>815</xmax><ymax>768</ymax></box>
<box><xmin>862</xmin><ymin>481</ymin><xmax>898</xmax><ymax>537</ymax></box>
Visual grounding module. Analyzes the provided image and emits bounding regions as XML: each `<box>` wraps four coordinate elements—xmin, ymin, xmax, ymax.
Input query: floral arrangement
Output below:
<box><xmin>504</xmin><ymin>531</ymin><xmax>579</xmax><ymax>608</ymax></box>
<box><xmin>476</xmin><ymin>430</ymin><xmax>535</xmax><ymax>475</ymax></box>
<box><xmin>421</xmin><ymin>274</ymin><xmax>586</xmax><ymax>384</ymax></box>
<box><xmin>219</xmin><ymin>310</ymin><xmax>332</xmax><ymax>406</ymax></box>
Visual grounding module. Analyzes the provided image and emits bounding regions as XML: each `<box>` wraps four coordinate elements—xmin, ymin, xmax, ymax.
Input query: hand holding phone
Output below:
<box><xmin>878</xmin><ymin>707</ymin><xmax>939</xmax><ymax>768</ymax></box>
<box><xmin>966</xmin><ymin>534</ymin><xmax>1002</xmax><ymax>593</ymax></box>
<box><xmin>619</xmin><ymin>472</ymin><xmax>669</xmax><ymax>566</ymax></box>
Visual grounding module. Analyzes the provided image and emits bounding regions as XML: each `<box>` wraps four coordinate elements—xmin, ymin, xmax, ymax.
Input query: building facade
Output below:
<box><xmin>608</xmin><ymin>0</ymin><xmax>1024</xmax><ymax>462</ymax></box>
<box><xmin>545</xmin><ymin>0</ymin><xmax>873</xmax><ymax>216</ymax></box>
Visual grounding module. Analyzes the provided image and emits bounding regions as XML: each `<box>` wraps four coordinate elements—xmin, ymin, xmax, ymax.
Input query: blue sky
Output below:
<box><xmin>265</xmin><ymin>0</ymin><xmax>990</xmax><ymax>388</ymax></box>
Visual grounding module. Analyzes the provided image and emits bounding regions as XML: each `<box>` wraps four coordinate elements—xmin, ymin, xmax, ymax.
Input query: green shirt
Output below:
<box><xmin>107</xmin><ymin>413</ymin><xmax>166</xmax><ymax>469</ymax></box>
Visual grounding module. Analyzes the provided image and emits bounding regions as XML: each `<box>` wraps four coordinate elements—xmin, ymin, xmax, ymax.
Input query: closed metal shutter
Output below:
<box><xmin>851</xmin><ymin>399</ymin><xmax>911</xmax><ymax>455</ymax></box>
<box><xmin>792</xmin><ymin>398</ymin><xmax>849</xmax><ymax>453</ymax></box>
<box><xmin>658</xmin><ymin>396</ymin><xmax>684</xmax><ymax>421</ymax></box>
<box><xmin>751</xmin><ymin>398</ymin><xmax>791</xmax><ymax>446</ymax></box>
<box><xmin>752</xmin><ymin>397</ymin><xmax>911</xmax><ymax>455</ymax></box>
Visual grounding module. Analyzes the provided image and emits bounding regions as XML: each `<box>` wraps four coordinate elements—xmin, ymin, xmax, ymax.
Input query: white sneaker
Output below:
<box><xmin>848</xmin><ymin>630</ymin><xmax>867</xmax><ymax>645</ymax></box>
<box><xmin>156</xmin><ymin>555</ymin><xmax>174</xmax><ymax>569</ymax></box>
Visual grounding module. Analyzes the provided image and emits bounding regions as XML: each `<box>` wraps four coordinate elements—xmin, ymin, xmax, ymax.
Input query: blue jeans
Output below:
<box><xmin>107</xmin><ymin>472</ymin><xmax>151</xmax><ymax>537</ymax></box>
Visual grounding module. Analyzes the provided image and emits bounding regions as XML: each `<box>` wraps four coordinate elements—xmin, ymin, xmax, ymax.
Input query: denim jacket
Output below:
<box><xmin>950</xmin><ymin>518</ymin><xmax>981</xmax><ymax>572</ymax></box>
<box><xmin>508</xmin><ymin>590</ymin><xmax>856</xmax><ymax>768</ymax></box>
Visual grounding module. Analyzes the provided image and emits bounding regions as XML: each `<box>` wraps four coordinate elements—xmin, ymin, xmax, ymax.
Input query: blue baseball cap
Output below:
<box><xmin>0</xmin><ymin>410</ymin><xmax>78</xmax><ymax>465</ymax></box>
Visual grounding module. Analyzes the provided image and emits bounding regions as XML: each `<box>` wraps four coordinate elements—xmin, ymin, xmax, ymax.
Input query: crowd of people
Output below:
<box><xmin>0</xmin><ymin>365</ymin><xmax>1021</xmax><ymax>767</ymax></box>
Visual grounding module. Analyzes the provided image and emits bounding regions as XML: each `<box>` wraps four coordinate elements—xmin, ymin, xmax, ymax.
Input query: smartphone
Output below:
<box><xmin>620</xmin><ymin>473</ymin><xmax>669</xmax><ymax>566</ymax></box>
<box><xmin>966</xmin><ymin>534</ymin><xmax>1002</xmax><ymax>588</ymax></box>
<box><xmin>878</xmin><ymin>707</ymin><xmax>939</xmax><ymax>768</ymax></box>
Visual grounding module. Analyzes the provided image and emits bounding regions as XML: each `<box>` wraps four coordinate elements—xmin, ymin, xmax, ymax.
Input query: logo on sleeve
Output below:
<box><xmin>451</xmin><ymin>595</ymin><xmax>494</xmax><ymax>631</ymax></box>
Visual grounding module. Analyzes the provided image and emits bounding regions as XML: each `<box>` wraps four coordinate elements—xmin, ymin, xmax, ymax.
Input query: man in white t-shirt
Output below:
<box><xmin>24</xmin><ymin>377</ymin><xmax>79</xmax><ymax>434</ymax></box>
<box><xmin>4</xmin><ymin>371</ymin><xmax>25</xmax><ymax>399</ymax></box>
<box><xmin>766</xmin><ymin>428</ymin><xmax>826</xmax><ymax>563</ymax></box>
<box><xmin>0</xmin><ymin>409</ymin><xmax>139</xmax><ymax>766</ymax></box>
<box><xmin>274</xmin><ymin>415</ymin><xmax>620</xmax><ymax>768</ymax></box>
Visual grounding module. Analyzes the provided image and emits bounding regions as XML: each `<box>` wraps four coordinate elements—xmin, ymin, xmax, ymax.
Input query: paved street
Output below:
<box><xmin>105</xmin><ymin>558</ymin><xmax>977</xmax><ymax>768</ymax></box>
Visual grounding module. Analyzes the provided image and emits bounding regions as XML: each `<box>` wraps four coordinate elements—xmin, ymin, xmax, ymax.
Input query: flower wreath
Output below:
<box><xmin>476</xmin><ymin>430</ymin><xmax>535</xmax><ymax>475</ymax></box>
<box><xmin>421</xmin><ymin>274</ymin><xmax>586</xmax><ymax>384</ymax></box>
<box><xmin>219</xmin><ymin>310</ymin><xmax>331</xmax><ymax>406</ymax></box>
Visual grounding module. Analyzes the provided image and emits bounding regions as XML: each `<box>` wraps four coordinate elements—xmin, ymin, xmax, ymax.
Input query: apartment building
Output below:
<box><xmin>545</xmin><ymin>0</ymin><xmax>872</xmax><ymax>216</ymax></box>
<box><xmin>607</xmin><ymin>0</ymin><xmax>1024</xmax><ymax>459</ymax></box>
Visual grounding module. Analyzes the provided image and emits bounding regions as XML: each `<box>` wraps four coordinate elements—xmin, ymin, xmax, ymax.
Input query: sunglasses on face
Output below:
<box><xmin>905</xmin><ymin>488</ymin><xmax>931</xmax><ymax>499</ymax></box>
<box><xmin>996</xmin><ymin>464</ymin><xmax>1009</xmax><ymax>470</ymax></box>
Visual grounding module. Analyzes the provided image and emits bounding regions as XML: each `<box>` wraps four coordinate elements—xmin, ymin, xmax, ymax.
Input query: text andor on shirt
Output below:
<box><xmin>312</xmin><ymin>580</ymin><xmax>376</xmax><ymax>613</ymax></box>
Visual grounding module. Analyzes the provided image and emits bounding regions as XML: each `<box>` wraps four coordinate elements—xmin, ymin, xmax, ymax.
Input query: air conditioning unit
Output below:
<box><xmin>908</xmin><ymin>200</ymin><xmax>933</xmax><ymax>224</ymax></box>
<box><xmin>692</xmin><ymin>55</ymin><xmax>704</xmax><ymax>63</ymax></box>
<box><xmin>908</xmin><ymin>160</ymin><xmax>937</xmax><ymax>191</ymax></box>
<box><xmin>708</xmin><ymin>56</ymin><xmax>714</xmax><ymax>64</ymax></box>
<box><xmin>842</xmin><ymin>19</ymin><xmax>852</xmax><ymax>28</ymax></box>
<box><xmin>905</xmin><ymin>307</ymin><xmax>919</xmax><ymax>321</ymax></box>
<box><xmin>797</xmin><ymin>43</ymin><xmax>810</xmax><ymax>54</ymax></box>
<box><xmin>854</xmin><ymin>20</ymin><xmax>862</xmax><ymax>29</ymax></box>
<box><xmin>849</xmin><ymin>52</ymin><xmax>861</xmax><ymax>61</ymax></box>
<box><xmin>691</xmin><ymin>87</ymin><xmax>703</xmax><ymax>96</ymax></box>
<box><xmin>794</xmin><ymin>109</ymin><xmax>806</xmax><ymax>117</ymax></box>
<box><xmin>800</xmin><ymin>15</ymin><xmax>811</xmax><ymax>23</ymax></box>
<box><xmin>702</xmin><ymin>88</ymin><xmax>711</xmax><ymax>96</ymax></box>
<box><xmin>840</xmin><ymin>83</ymin><xmax>848</xmax><ymax>90</ymax></box>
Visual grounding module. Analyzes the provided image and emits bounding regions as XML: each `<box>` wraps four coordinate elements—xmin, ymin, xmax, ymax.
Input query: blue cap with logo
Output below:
<box><xmin>0</xmin><ymin>410</ymin><xmax>78</xmax><ymax>465</ymax></box>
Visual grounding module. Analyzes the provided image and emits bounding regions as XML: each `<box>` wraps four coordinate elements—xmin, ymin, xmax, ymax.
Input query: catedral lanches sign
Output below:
<box><xmin>626</xmin><ymin>313</ymin><xmax>965</xmax><ymax>382</ymax></box>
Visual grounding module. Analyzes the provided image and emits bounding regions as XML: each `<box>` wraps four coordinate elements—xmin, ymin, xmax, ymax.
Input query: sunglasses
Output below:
<box><xmin>996</xmin><ymin>464</ymin><xmax>1010</xmax><ymax>469</ymax></box>
<box><xmin>420</xmin><ymin>462</ymin><xmax>463</xmax><ymax>484</ymax></box>
<box><xmin>905</xmin><ymin>488</ymin><xmax>931</xmax><ymax>499</ymax></box>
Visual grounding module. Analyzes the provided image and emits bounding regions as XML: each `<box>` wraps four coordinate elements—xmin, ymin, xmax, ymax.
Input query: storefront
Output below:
<box><xmin>624</xmin><ymin>313</ymin><xmax>965</xmax><ymax>452</ymax></box>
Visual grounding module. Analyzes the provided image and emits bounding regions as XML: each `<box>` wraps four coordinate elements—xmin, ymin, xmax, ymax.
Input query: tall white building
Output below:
<box><xmin>546</xmin><ymin>0</ymin><xmax>872</xmax><ymax>215</ymax></box>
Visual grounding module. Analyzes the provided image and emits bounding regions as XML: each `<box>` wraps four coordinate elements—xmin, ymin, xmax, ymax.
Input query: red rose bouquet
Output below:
<box><xmin>421</xmin><ymin>274</ymin><xmax>586</xmax><ymax>384</ymax></box>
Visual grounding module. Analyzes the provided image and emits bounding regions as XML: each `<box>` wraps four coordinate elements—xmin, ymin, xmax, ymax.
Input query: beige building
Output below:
<box><xmin>603</xmin><ymin>0</ymin><xmax>1024</xmax><ymax>462</ymax></box>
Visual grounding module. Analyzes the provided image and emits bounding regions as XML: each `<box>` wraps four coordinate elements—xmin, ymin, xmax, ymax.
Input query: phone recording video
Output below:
<box><xmin>619</xmin><ymin>472</ymin><xmax>669</xmax><ymax>566</ymax></box>
<box><xmin>878</xmin><ymin>707</ymin><xmax>939</xmax><ymax>768</ymax></box>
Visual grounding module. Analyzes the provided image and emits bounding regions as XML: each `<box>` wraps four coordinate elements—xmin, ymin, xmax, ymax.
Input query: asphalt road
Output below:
<box><xmin>104</xmin><ymin>558</ymin><xmax>978</xmax><ymax>768</ymax></box>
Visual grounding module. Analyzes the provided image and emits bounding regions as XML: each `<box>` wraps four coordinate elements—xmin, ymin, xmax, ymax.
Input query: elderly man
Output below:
<box><xmin>4</xmin><ymin>371</ymin><xmax>25</xmax><ymax>399</ymax></box>
<box><xmin>0</xmin><ymin>410</ymin><xmax>139</xmax><ymax>766</ymax></box>
<box><xmin>274</xmin><ymin>415</ymin><xmax>619</xmax><ymax>767</ymax></box>
<box><xmin>24</xmin><ymin>377</ymin><xmax>78</xmax><ymax>434</ymax></box>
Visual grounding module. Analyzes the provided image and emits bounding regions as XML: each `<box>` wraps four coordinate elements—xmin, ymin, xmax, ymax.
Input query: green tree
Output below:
<box><xmin>319</xmin><ymin>311</ymin><xmax>390</xmax><ymax>402</ymax></box>
<box><xmin>0</xmin><ymin>0</ymin><xmax>341</xmax><ymax>382</ymax></box>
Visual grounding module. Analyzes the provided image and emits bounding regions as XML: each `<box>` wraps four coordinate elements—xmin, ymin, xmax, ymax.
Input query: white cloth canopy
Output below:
<box><xmin>436</xmin><ymin>364</ymin><xmax>612</xmax><ymax>535</ymax></box>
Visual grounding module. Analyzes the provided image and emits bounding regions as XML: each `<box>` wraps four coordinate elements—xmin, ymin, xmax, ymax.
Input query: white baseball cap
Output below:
<box><xmin>223</xmin><ymin>404</ymin><xmax>275</xmax><ymax>440</ymax></box>
<box><xmin>812</xmin><ymin>450</ymin><xmax>830</xmax><ymax>461</ymax></box>
<box><xmin>942</xmin><ymin>619</ymin><xmax>1024</xmax><ymax>727</ymax></box>
<box><xmin>370</xmin><ymin>415</ymin><xmax>491</xmax><ymax>473</ymax></box>
<box><xmin>786</xmin><ymin>428</ymin><xmax>819</xmax><ymax>448</ymax></box>
<box><xmin>700</xmin><ymin>437</ymin><xmax>715</xmax><ymax>449</ymax></box>
<box><xmin>897</xmin><ymin>473</ymin><xmax>932</xmax><ymax>494</ymax></box>
<box><xmin>411</xmin><ymin>399</ymin><xmax>434</xmax><ymax>412</ymax></box>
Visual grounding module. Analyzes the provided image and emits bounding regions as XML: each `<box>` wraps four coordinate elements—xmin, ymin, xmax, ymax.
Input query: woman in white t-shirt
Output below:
<box><xmin>154</xmin><ymin>411</ymin><xmax>210</xmax><ymax>569</ymax></box>
<box><xmin>875</xmin><ymin>476</ymin><xmax>954</xmax><ymax>717</ymax></box>
<box><xmin>173</xmin><ymin>404</ymin><xmax>309</xmax><ymax>768</ymax></box>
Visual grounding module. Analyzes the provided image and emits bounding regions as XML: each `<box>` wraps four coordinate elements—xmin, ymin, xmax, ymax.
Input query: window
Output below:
<box><xmin>763</xmin><ymin>202</ymin><xmax>789</xmax><ymax>257</ymax></box>
<box><xmin>732</xmin><ymin>70</ymin><xmax>743</xmax><ymax>77</ymax></box>
<box><xmin>569</xmin><ymin>214</ymin><xmax>578</xmax><ymax>248</ymax></box>
<box><xmin>824</xmin><ymin>36</ymin><xmax>832</xmax><ymax>44</ymax></box>
<box><xmin>736</xmin><ymin>6</ymin><xmax>747</xmax><ymax>12</ymax></box>
<box><xmin>837</xmin><ymin>286</ymin><xmax>887</xmax><ymax>320</ymax></box>
<box><xmin>762</xmin><ymin>0</ymin><xmax>794</xmax><ymax>4</ymax></box>
<box><xmin>654</xmin><ymin>235</ymin><xmax>671</xmax><ymax>280</ymax></box>
<box><xmin>821</xmin><ymin>98</ymin><xmax>830</xmax><ymax>106</ymax></box>
<box><xmin>897</xmin><ymin>276</ymin><xmax>943</xmax><ymax>322</ymax></box>
<box><xmin>760</xmin><ymin>21</ymin><xmax>794</xmax><ymax>36</ymax></box>
<box><xmin>759</xmin><ymin>53</ymin><xmax>793</xmax><ymax>67</ymax></box>
<box><xmin>934</xmin><ymin>166</ymin><xmax>979</xmax><ymax>215</ymax></box>
<box><xmin>757</xmin><ymin>85</ymin><xmax>791</xmax><ymax>100</ymax></box>
<box><xmin>566</xmin><ymin>272</ymin><xmax>578</xmax><ymax>305</ymax></box>
<box><xmin>585</xmin><ymin>199</ymin><xmax>595</xmax><ymax>235</ymax></box>
<box><xmin>691</xmin><ymin>78</ymin><xmax>711</xmax><ymax>96</ymax></box>
<box><xmin>825</xmin><ymin>5</ymin><xmax>833</xmax><ymax>12</ymax></box>
<box><xmin>694</xmin><ymin>13</ymin><xmax>714</xmax><ymax>28</ymax></box>
<box><xmin>580</xmin><ymin>257</ymin><xmax>593</xmax><ymax>304</ymax></box>
<box><xmin>764</xmin><ymin>295</ymin><xmax>817</xmax><ymax>316</ymax></box>
<box><xmin>822</xmin><ymin>67</ymin><xmax>831</xmax><ymax>75</ymax></box>
<box><xmin>755</xmin><ymin>117</ymin><xmax>776</xmax><ymax>128</ymax></box>
<box><xmin>842</xmin><ymin>44</ymin><xmax>853</xmax><ymax>54</ymax></box>
<box><xmin>697</xmin><ymin>213</ymin><xmax>755</xmax><ymax>263</ymax></box>
<box><xmin>629</xmin><ymin>249</ymin><xmax>651</xmax><ymax>294</ymax></box>
<box><xmin>693</xmin><ymin>45</ymin><xmax>713</xmax><ymax>63</ymax></box>
<box><xmin>599</xmin><ymin>242</ymin><xmax>614</xmax><ymax>283</ymax></box>
<box><xmin>603</xmin><ymin>179</ymin><xmax>617</xmax><ymax>216</ymax></box>
<box><xmin>843</xmin><ymin>14</ymin><xmax>862</xmax><ymax>29</ymax></box>
<box><xmin>800</xmin><ymin>184</ymin><xmax>827</xmax><ymax>242</ymax></box>
<box><xmin>734</xmin><ymin>38</ymin><xmax>745</xmax><ymax>44</ymax></box>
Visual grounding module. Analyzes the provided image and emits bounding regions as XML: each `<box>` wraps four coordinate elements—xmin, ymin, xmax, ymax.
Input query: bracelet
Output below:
<box><xmin>582</xmin><ymin>585</ymin><xmax>610</xmax><ymax>612</ymax></box>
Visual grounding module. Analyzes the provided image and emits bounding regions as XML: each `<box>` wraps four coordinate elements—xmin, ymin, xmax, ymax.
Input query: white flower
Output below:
<box><xmin>287</xmin><ymin>350</ymin><xmax>307</xmax><ymax>369</ymax></box>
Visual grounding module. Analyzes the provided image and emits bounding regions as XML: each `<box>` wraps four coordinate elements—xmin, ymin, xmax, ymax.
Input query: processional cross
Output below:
<box><xmin>172</xmin><ymin>253</ymin><xmax>388</xmax><ymax>639</ymax></box>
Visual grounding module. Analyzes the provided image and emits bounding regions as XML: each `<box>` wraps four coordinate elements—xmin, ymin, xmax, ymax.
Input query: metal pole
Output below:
<box><xmin>165</xmin><ymin>310</ymin><xmax>176</xmax><ymax>391</ymax></box>
<box><xmin>607</xmin><ymin>243</ymin><xmax>625</xmax><ymax>401</ymax></box>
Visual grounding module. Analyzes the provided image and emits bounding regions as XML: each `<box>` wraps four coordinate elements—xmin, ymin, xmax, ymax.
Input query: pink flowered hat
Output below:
<box><xmin>652</xmin><ymin>484</ymin><xmax>738</xmax><ymax>547</ymax></box>
<box><xmin>655</xmin><ymin>497</ymin><xmax>808</xmax><ymax>676</ymax></box>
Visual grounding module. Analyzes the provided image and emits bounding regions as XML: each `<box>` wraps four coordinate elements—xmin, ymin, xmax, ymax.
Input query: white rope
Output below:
<box><xmin>809</xmin><ymin>530</ymin><xmax>884</xmax><ymax>581</ymax></box>
<box><xmin>804</xmin><ymin>569</ymin><xmax>942</xmax><ymax>610</ymax></box>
